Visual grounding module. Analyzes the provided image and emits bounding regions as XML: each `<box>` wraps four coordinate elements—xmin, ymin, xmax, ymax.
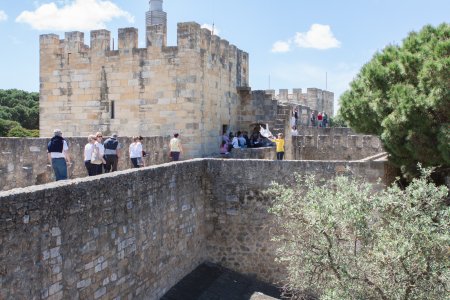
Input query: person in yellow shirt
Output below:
<box><xmin>269</xmin><ymin>133</ymin><xmax>285</xmax><ymax>160</ymax></box>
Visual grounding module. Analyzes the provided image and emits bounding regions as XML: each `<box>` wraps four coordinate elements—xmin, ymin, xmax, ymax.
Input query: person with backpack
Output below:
<box><xmin>103</xmin><ymin>133</ymin><xmax>121</xmax><ymax>172</ymax></box>
<box><xmin>47</xmin><ymin>129</ymin><xmax>71</xmax><ymax>181</ymax></box>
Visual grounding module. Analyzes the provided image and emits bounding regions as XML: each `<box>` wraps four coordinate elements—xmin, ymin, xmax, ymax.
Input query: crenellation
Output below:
<box><xmin>64</xmin><ymin>31</ymin><xmax>86</xmax><ymax>53</ymax></box>
<box><xmin>90</xmin><ymin>30</ymin><xmax>111</xmax><ymax>52</ymax></box>
<box><xmin>177</xmin><ymin>22</ymin><xmax>202</xmax><ymax>50</ymax></box>
<box><xmin>118</xmin><ymin>27</ymin><xmax>138</xmax><ymax>50</ymax></box>
<box><xmin>40</xmin><ymin>34</ymin><xmax>60</xmax><ymax>49</ymax></box>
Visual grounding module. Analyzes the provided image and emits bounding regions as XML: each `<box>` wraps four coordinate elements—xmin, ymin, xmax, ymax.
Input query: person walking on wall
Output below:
<box><xmin>103</xmin><ymin>133</ymin><xmax>121</xmax><ymax>172</ymax></box>
<box><xmin>84</xmin><ymin>134</ymin><xmax>96</xmax><ymax>176</ymax></box>
<box><xmin>92</xmin><ymin>132</ymin><xmax>105</xmax><ymax>175</ymax></box>
<box><xmin>317</xmin><ymin>112</ymin><xmax>323</xmax><ymax>128</ymax></box>
<box><xmin>269</xmin><ymin>133</ymin><xmax>285</xmax><ymax>161</ymax></box>
<box><xmin>47</xmin><ymin>129</ymin><xmax>71</xmax><ymax>181</ymax></box>
<box><xmin>169</xmin><ymin>133</ymin><xmax>183</xmax><ymax>161</ymax></box>
<box><xmin>139</xmin><ymin>136</ymin><xmax>146</xmax><ymax>167</ymax></box>
<box><xmin>129</xmin><ymin>136</ymin><xmax>143</xmax><ymax>168</ymax></box>
<box><xmin>293</xmin><ymin>107</ymin><xmax>299</xmax><ymax>127</ymax></box>
<box><xmin>310</xmin><ymin>112</ymin><xmax>316</xmax><ymax>127</ymax></box>
<box><xmin>323</xmin><ymin>113</ymin><xmax>329</xmax><ymax>128</ymax></box>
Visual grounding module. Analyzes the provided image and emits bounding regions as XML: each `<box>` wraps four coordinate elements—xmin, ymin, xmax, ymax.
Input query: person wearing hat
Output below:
<box><xmin>103</xmin><ymin>133</ymin><xmax>121</xmax><ymax>172</ymax></box>
<box><xmin>47</xmin><ymin>129</ymin><xmax>71</xmax><ymax>181</ymax></box>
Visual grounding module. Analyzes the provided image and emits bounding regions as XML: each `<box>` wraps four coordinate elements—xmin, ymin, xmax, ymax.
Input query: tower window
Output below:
<box><xmin>111</xmin><ymin>101</ymin><xmax>115</xmax><ymax>119</ymax></box>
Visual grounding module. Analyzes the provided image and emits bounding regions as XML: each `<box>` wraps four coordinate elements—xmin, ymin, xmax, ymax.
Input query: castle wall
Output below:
<box><xmin>0</xmin><ymin>136</ymin><xmax>170</xmax><ymax>191</ymax></box>
<box><xmin>39</xmin><ymin>22</ymin><xmax>249</xmax><ymax>159</ymax></box>
<box><xmin>292</xmin><ymin>127</ymin><xmax>384</xmax><ymax>161</ymax></box>
<box><xmin>204</xmin><ymin>159</ymin><xmax>391</xmax><ymax>283</ymax></box>
<box><xmin>0</xmin><ymin>160</ymin><xmax>209</xmax><ymax>300</ymax></box>
<box><xmin>0</xmin><ymin>159</ymin><xmax>393</xmax><ymax>299</ymax></box>
<box><xmin>238</xmin><ymin>90</ymin><xmax>278</xmax><ymax>134</ymax></box>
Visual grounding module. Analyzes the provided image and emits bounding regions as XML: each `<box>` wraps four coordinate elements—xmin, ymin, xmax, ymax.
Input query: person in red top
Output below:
<box><xmin>317</xmin><ymin>112</ymin><xmax>323</xmax><ymax>127</ymax></box>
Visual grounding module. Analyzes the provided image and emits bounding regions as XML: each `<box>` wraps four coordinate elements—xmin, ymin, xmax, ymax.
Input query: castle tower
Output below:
<box><xmin>146</xmin><ymin>0</ymin><xmax>167</xmax><ymax>47</ymax></box>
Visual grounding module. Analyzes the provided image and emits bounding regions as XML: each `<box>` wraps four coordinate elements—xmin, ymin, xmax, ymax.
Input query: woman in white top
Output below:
<box><xmin>129</xmin><ymin>136</ymin><xmax>143</xmax><ymax>168</ymax></box>
<box><xmin>84</xmin><ymin>135</ymin><xmax>96</xmax><ymax>176</ymax></box>
<box><xmin>169</xmin><ymin>133</ymin><xmax>183</xmax><ymax>161</ymax></box>
<box><xmin>92</xmin><ymin>132</ymin><xmax>105</xmax><ymax>175</ymax></box>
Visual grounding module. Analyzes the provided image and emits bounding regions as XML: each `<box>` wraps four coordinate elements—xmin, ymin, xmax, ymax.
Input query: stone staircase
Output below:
<box><xmin>272</xmin><ymin>104</ymin><xmax>291</xmax><ymax>136</ymax></box>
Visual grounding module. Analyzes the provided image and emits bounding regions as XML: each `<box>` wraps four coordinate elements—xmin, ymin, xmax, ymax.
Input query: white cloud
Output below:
<box><xmin>294</xmin><ymin>24</ymin><xmax>341</xmax><ymax>50</ymax></box>
<box><xmin>271</xmin><ymin>40</ymin><xmax>291</xmax><ymax>53</ymax></box>
<box><xmin>0</xmin><ymin>10</ymin><xmax>8</xmax><ymax>22</ymax></box>
<box><xmin>16</xmin><ymin>0</ymin><xmax>134</xmax><ymax>31</ymax></box>
<box><xmin>201</xmin><ymin>23</ymin><xmax>220</xmax><ymax>36</ymax></box>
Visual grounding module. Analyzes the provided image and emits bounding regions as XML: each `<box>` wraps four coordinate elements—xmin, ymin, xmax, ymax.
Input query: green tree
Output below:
<box><xmin>0</xmin><ymin>119</ymin><xmax>21</xmax><ymax>136</ymax></box>
<box><xmin>339</xmin><ymin>24</ymin><xmax>450</xmax><ymax>177</ymax></box>
<box><xmin>0</xmin><ymin>89</ymin><xmax>39</xmax><ymax>133</ymax></box>
<box><xmin>268</xmin><ymin>171</ymin><xmax>449</xmax><ymax>300</ymax></box>
<box><xmin>7</xmin><ymin>126</ymin><xmax>39</xmax><ymax>137</ymax></box>
<box><xmin>329</xmin><ymin>114</ymin><xmax>348</xmax><ymax>128</ymax></box>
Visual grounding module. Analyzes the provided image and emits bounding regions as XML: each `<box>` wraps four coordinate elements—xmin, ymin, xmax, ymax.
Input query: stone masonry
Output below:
<box><xmin>39</xmin><ymin>21</ymin><xmax>249</xmax><ymax>159</ymax></box>
<box><xmin>0</xmin><ymin>158</ymin><xmax>394</xmax><ymax>299</ymax></box>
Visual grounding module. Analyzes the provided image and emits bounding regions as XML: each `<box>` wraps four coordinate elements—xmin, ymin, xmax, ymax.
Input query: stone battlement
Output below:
<box><xmin>265</xmin><ymin>88</ymin><xmax>334</xmax><ymax>115</ymax></box>
<box><xmin>39</xmin><ymin>22</ymin><xmax>248</xmax><ymax>82</ymax></box>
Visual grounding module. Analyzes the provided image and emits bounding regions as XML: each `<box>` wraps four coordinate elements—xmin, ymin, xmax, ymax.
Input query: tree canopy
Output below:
<box><xmin>339</xmin><ymin>23</ymin><xmax>449</xmax><ymax>177</ymax></box>
<box><xmin>268</xmin><ymin>171</ymin><xmax>449</xmax><ymax>300</ymax></box>
<box><xmin>0</xmin><ymin>89</ymin><xmax>39</xmax><ymax>137</ymax></box>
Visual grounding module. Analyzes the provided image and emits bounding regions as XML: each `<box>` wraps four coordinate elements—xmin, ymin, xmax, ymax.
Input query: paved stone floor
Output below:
<box><xmin>161</xmin><ymin>262</ymin><xmax>281</xmax><ymax>300</ymax></box>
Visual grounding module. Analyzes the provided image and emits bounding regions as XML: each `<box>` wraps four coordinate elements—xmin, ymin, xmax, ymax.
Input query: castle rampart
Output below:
<box><xmin>0</xmin><ymin>159</ymin><xmax>392</xmax><ymax>299</ymax></box>
<box><xmin>292</xmin><ymin>127</ymin><xmax>384</xmax><ymax>161</ymax></box>
<box><xmin>269</xmin><ymin>88</ymin><xmax>334</xmax><ymax>115</ymax></box>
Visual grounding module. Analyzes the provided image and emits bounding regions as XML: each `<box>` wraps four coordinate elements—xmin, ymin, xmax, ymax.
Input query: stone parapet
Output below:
<box><xmin>292</xmin><ymin>127</ymin><xmax>383</xmax><ymax>161</ymax></box>
<box><xmin>0</xmin><ymin>136</ymin><xmax>171</xmax><ymax>191</ymax></box>
<box><xmin>0</xmin><ymin>158</ymin><xmax>393</xmax><ymax>299</ymax></box>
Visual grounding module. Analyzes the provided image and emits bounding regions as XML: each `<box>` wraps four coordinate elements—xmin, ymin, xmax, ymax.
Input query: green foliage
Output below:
<box><xmin>268</xmin><ymin>172</ymin><xmax>449</xmax><ymax>300</ymax></box>
<box><xmin>329</xmin><ymin>114</ymin><xmax>348</xmax><ymax>128</ymax></box>
<box><xmin>339</xmin><ymin>24</ymin><xmax>450</xmax><ymax>177</ymax></box>
<box><xmin>0</xmin><ymin>89</ymin><xmax>39</xmax><ymax>137</ymax></box>
<box><xmin>0</xmin><ymin>119</ymin><xmax>21</xmax><ymax>136</ymax></box>
<box><xmin>7</xmin><ymin>126</ymin><xmax>39</xmax><ymax>137</ymax></box>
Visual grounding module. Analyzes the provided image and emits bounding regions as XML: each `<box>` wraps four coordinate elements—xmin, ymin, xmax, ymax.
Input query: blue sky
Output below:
<box><xmin>0</xmin><ymin>0</ymin><xmax>448</xmax><ymax>112</ymax></box>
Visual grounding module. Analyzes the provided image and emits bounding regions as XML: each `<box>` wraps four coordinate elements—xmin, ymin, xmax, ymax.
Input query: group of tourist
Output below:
<box><xmin>83</xmin><ymin>132</ymin><xmax>121</xmax><ymax>176</ymax></box>
<box><xmin>220</xmin><ymin>126</ymin><xmax>278</xmax><ymax>154</ymax></box>
<box><xmin>219</xmin><ymin>125</ymin><xmax>285</xmax><ymax>160</ymax></box>
<box><xmin>47</xmin><ymin>129</ymin><xmax>183</xmax><ymax>181</ymax></box>
<box><xmin>220</xmin><ymin>131</ymin><xmax>249</xmax><ymax>154</ymax></box>
<box><xmin>310</xmin><ymin>111</ymin><xmax>328</xmax><ymax>128</ymax></box>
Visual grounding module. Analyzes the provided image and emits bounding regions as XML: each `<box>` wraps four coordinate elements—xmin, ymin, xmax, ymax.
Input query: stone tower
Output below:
<box><xmin>146</xmin><ymin>0</ymin><xmax>167</xmax><ymax>47</ymax></box>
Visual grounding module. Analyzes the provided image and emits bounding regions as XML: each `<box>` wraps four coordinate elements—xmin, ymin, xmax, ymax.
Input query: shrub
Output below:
<box><xmin>267</xmin><ymin>170</ymin><xmax>449</xmax><ymax>299</ymax></box>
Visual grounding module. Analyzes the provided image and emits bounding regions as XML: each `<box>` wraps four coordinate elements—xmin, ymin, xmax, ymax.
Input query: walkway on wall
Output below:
<box><xmin>161</xmin><ymin>262</ymin><xmax>281</xmax><ymax>300</ymax></box>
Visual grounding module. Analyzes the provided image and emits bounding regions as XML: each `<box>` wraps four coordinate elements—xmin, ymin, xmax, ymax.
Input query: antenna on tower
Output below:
<box><xmin>325</xmin><ymin>72</ymin><xmax>328</xmax><ymax>91</ymax></box>
<box><xmin>211</xmin><ymin>21</ymin><xmax>215</xmax><ymax>36</ymax></box>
